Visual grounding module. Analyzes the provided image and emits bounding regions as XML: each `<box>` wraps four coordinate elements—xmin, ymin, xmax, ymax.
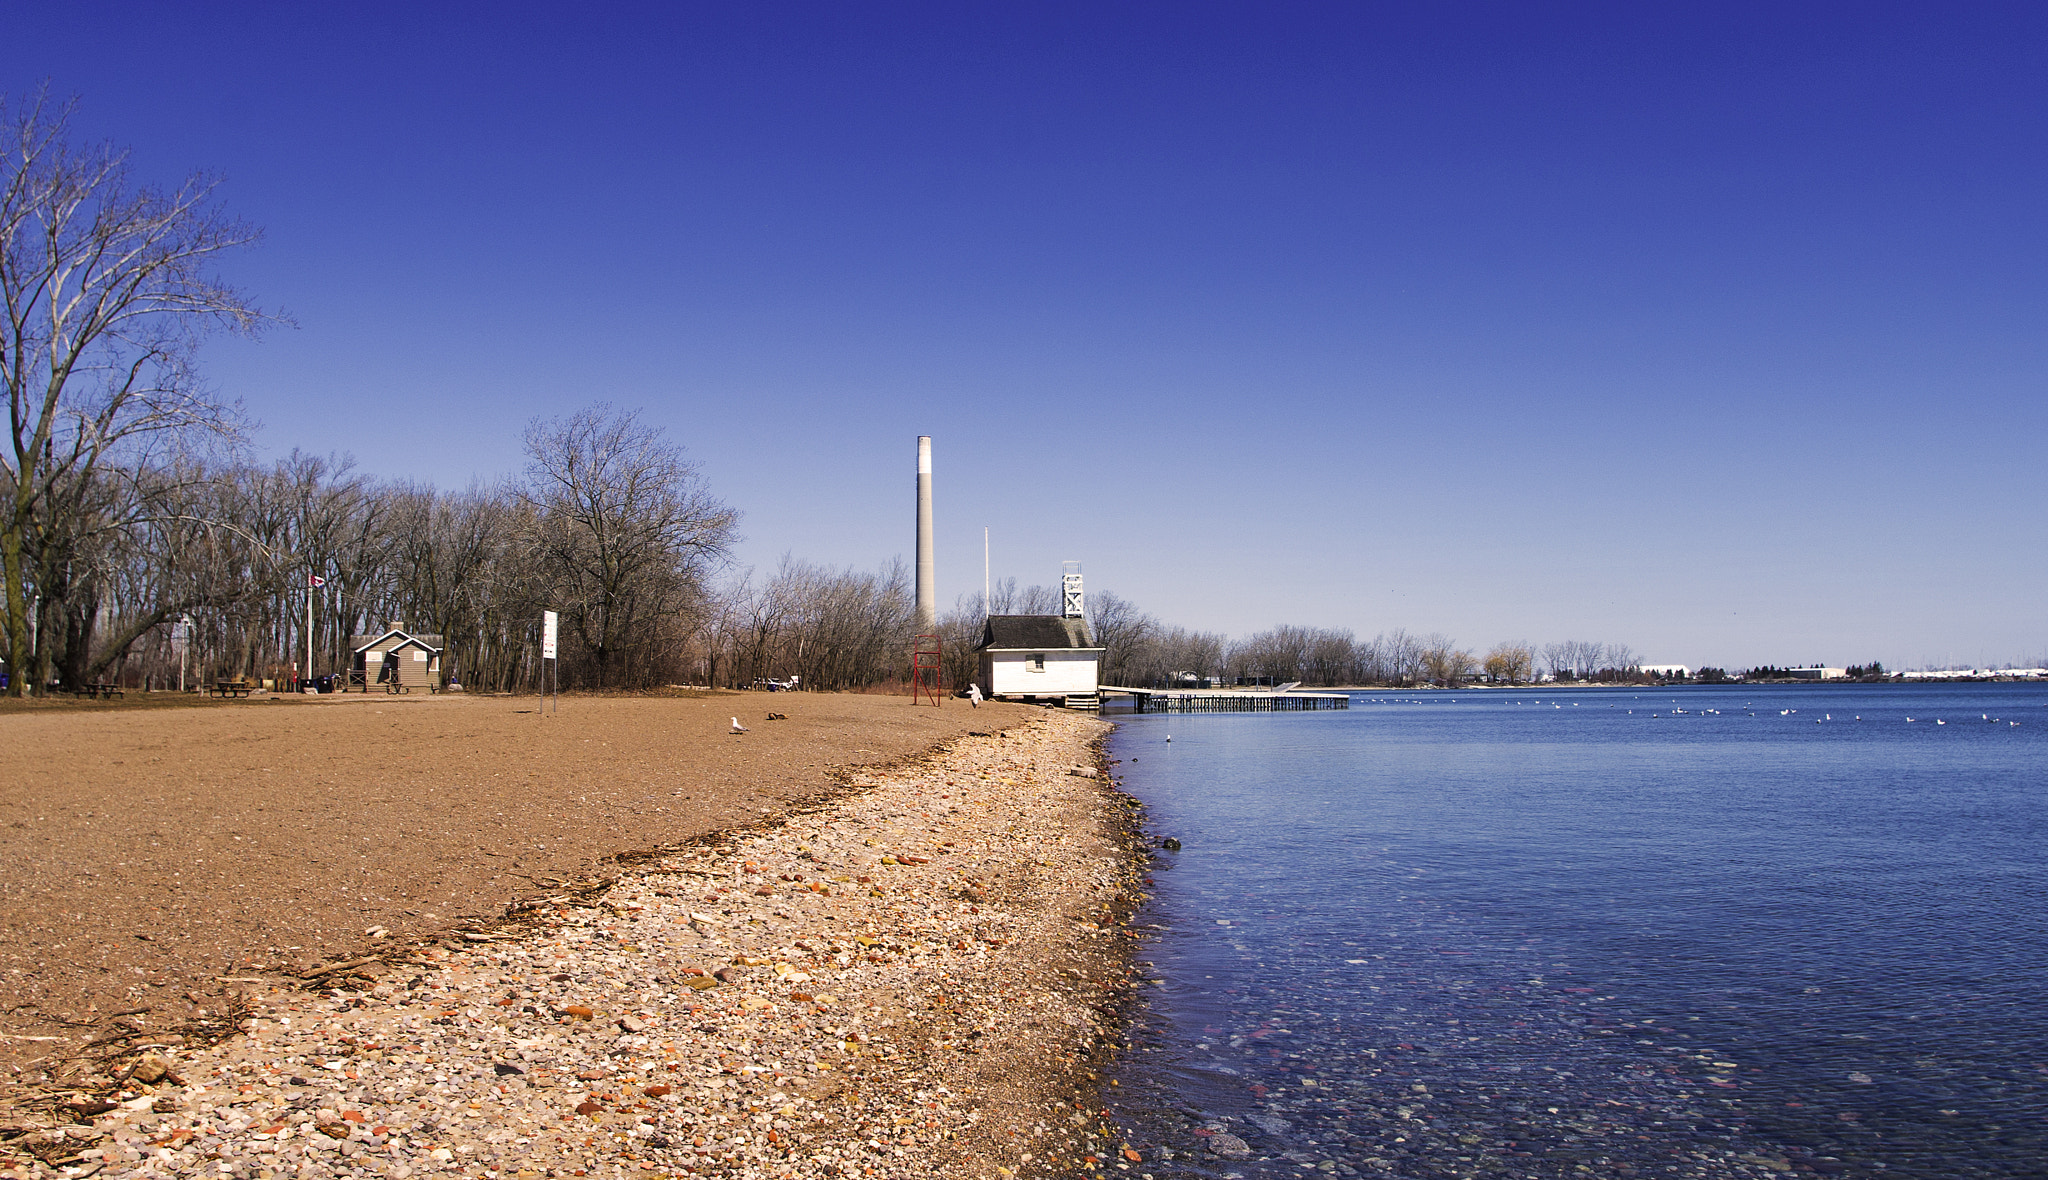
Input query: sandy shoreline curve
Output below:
<box><xmin>3</xmin><ymin>707</ymin><xmax>1147</xmax><ymax>1179</ymax></box>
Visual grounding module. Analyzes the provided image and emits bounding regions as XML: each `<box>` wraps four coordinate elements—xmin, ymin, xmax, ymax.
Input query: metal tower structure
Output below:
<box><xmin>911</xmin><ymin>633</ymin><xmax>944</xmax><ymax>706</ymax></box>
<box><xmin>1062</xmin><ymin>561</ymin><xmax>1084</xmax><ymax>619</ymax></box>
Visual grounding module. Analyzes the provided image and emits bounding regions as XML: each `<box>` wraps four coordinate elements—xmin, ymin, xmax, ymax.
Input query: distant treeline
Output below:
<box><xmin>2</xmin><ymin>406</ymin><xmax>749</xmax><ymax>693</ymax></box>
<box><xmin>9</xmin><ymin>397</ymin><xmax>1669</xmax><ymax>693</ymax></box>
<box><xmin>926</xmin><ymin>591</ymin><xmax>1643</xmax><ymax>690</ymax></box>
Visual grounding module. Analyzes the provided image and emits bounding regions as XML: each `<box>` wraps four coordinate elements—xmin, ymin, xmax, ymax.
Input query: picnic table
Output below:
<box><xmin>72</xmin><ymin>683</ymin><xmax>124</xmax><ymax>700</ymax></box>
<box><xmin>211</xmin><ymin>679</ymin><xmax>253</xmax><ymax>698</ymax></box>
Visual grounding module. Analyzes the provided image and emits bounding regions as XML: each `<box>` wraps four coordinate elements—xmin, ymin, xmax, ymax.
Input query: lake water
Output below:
<box><xmin>1100</xmin><ymin>684</ymin><xmax>2048</xmax><ymax>1180</ymax></box>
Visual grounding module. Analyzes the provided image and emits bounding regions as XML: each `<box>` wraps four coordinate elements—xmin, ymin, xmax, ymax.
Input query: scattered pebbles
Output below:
<box><xmin>2</xmin><ymin>712</ymin><xmax>1148</xmax><ymax>1180</ymax></box>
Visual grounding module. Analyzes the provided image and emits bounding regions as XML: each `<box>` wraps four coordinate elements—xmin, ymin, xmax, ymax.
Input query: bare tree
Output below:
<box><xmin>1483</xmin><ymin>641</ymin><xmax>1535</xmax><ymax>684</ymax></box>
<box><xmin>986</xmin><ymin>576</ymin><xmax>1019</xmax><ymax>614</ymax></box>
<box><xmin>1228</xmin><ymin>626</ymin><xmax>1309</xmax><ymax>682</ymax></box>
<box><xmin>1418</xmin><ymin>633</ymin><xmax>1476</xmax><ymax>685</ymax></box>
<box><xmin>0</xmin><ymin>89</ymin><xmax>273</xmax><ymax>693</ymax></box>
<box><xmin>1361</xmin><ymin>629</ymin><xmax>1425</xmax><ymax>685</ymax></box>
<box><xmin>1541</xmin><ymin>639</ymin><xmax>1602</xmax><ymax>680</ymax></box>
<box><xmin>763</xmin><ymin>555</ymin><xmax>913</xmax><ymax>691</ymax></box>
<box><xmin>983</xmin><ymin>575</ymin><xmax>1075</xmax><ymax>617</ymax></box>
<box><xmin>1110</xmin><ymin>623</ymin><xmax>1227</xmax><ymax>687</ymax></box>
<box><xmin>1086</xmin><ymin>590</ymin><xmax>1154</xmax><ymax>686</ymax></box>
<box><xmin>1305</xmin><ymin>628</ymin><xmax>1357</xmax><ymax>685</ymax></box>
<box><xmin>520</xmin><ymin>405</ymin><xmax>736</xmax><ymax>688</ymax></box>
<box><xmin>937</xmin><ymin>592</ymin><xmax>987</xmax><ymax>692</ymax></box>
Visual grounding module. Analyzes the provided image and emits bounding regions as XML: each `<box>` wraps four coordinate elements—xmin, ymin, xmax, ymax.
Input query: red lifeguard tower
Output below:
<box><xmin>911</xmin><ymin>633</ymin><xmax>944</xmax><ymax>706</ymax></box>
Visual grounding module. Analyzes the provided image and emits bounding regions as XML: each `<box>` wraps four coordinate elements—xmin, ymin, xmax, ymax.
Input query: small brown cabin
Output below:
<box><xmin>348</xmin><ymin>625</ymin><xmax>445</xmax><ymax>692</ymax></box>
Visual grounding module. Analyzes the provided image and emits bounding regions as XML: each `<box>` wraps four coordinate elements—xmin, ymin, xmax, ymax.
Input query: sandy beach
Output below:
<box><xmin>0</xmin><ymin>693</ymin><xmax>1144</xmax><ymax>1178</ymax></box>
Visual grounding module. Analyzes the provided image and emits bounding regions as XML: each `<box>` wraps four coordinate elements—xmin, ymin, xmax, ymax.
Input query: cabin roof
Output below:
<box><xmin>350</xmin><ymin>628</ymin><xmax>445</xmax><ymax>655</ymax></box>
<box><xmin>976</xmin><ymin>615</ymin><xmax>1101</xmax><ymax>652</ymax></box>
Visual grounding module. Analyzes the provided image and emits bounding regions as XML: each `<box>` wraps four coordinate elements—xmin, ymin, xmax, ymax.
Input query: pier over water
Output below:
<box><xmin>1099</xmin><ymin>686</ymin><xmax>1350</xmax><ymax>713</ymax></box>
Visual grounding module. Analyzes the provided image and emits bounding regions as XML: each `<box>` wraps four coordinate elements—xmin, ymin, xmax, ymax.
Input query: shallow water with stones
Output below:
<box><xmin>1099</xmin><ymin>682</ymin><xmax>2048</xmax><ymax>1180</ymax></box>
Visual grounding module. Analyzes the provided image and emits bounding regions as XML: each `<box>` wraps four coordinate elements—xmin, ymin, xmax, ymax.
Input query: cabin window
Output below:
<box><xmin>1028</xmin><ymin>654</ymin><xmax>1046</xmax><ymax>672</ymax></box>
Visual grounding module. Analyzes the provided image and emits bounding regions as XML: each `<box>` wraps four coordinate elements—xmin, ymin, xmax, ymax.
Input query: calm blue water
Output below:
<box><xmin>1101</xmin><ymin>684</ymin><xmax>2048</xmax><ymax>1180</ymax></box>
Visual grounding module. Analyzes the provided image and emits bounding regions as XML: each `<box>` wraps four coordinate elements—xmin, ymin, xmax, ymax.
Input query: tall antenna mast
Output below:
<box><xmin>983</xmin><ymin>527</ymin><xmax>990</xmax><ymax>618</ymax></box>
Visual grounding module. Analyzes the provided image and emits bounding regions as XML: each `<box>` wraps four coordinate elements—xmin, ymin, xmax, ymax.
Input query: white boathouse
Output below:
<box><xmin>975</xmin><ymin>564</ymin><xmax>1102</xmax><ymax>706</ymax></box>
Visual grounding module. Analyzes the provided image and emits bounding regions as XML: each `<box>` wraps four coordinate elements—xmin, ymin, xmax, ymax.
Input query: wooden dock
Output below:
<box><xmin>1097</xmin><ymin>687</ymin><xmax>1350</xmax><ymax>714</ymax></box>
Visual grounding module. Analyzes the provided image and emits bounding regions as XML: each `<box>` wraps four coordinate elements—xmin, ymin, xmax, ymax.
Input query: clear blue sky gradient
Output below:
<box><xmin>15</xmin><ymin>3</ymin><xmax>2046</xmax><ymax>670</ymax></box>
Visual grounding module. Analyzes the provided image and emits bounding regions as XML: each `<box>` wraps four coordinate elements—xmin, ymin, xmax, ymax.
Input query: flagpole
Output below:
<box><xmin>305</xmin><ymin>573</ymin><xmax>317</xmax><ymax>692</ymax></box>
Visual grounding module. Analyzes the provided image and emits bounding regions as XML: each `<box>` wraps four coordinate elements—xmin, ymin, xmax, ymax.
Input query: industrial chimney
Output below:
<box><xmin>915</xmin><ymin>436</ymin><xmax>935</xmax><ymax>631</ymax></box>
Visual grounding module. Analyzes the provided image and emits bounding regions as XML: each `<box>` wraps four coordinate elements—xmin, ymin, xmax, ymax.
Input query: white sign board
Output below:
<box><xmin>542</xmin><ymin>610</ymin><xmax>558</xmax><ymax>659</ymax></box>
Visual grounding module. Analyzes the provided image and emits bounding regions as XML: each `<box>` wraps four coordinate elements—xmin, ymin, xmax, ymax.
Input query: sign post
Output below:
<box><xmin>175</xmin><ymin>614</ymin><xmax>192</xmax><ymax>694</ymax></box>
<box><xmin>541</xmin><ymin>610</ymin><xmax>559</xmax><ymax>715</ymax></box>
<box><xmin>306</xmin><ymin>573</ymin><xmax>326</xmax><ymax>691</ymax></box>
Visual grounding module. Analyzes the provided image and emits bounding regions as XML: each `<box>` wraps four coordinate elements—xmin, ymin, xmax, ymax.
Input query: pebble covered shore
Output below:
<box><xmin>3</xmin><ymin>711</ymin><xmax>1150</xmax><ymax>1180</ymax></box>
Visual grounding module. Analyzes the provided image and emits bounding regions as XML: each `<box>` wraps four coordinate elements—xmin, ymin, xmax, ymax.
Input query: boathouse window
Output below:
<box><xmin>1028</xmin><ymin>654</ymin><xmax>1045</xmax><ymax>672</ymax></box>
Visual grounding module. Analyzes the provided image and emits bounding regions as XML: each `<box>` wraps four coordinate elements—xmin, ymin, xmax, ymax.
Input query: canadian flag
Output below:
<box><xmin>308</xmin><ymin>573</ymin><xmax>327</xmax><ymax>588</ymax></box>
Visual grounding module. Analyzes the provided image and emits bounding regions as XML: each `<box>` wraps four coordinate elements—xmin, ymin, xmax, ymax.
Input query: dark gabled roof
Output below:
<box><xmin>976</xmin><ymin>615</ymin><xmax>1100</xmax><ymax>651</ymax></box>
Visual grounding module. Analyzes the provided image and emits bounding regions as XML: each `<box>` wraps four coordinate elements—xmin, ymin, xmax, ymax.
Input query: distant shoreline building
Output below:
<box><xmin>1902</xmin><ymin>667</ymin><xmax>2046</xmax><ymax>680</ymax></box>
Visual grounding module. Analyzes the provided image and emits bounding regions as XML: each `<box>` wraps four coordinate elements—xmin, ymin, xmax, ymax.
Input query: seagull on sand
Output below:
<box><xmin>731</xmin><ymin>717</ymin><xmax>749</xmax><ymax>733</ymax></box>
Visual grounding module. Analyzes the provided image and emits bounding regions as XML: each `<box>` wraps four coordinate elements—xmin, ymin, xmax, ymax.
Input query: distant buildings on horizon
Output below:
<box><xmin>1899</xmin><ymin>667</ymin><xmax>2047</xmax><ymax>681</ymax></box>
<box><xmin>1580</xmin><ymin>663</ymin><xmax>2046</xmax><ymax>684</ymax></box>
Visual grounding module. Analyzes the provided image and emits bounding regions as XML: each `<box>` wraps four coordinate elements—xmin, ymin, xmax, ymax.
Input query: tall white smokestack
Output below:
<box><xmin>915</xmin><ymin>436</ymin><xmax>935</xmax><ymax>631</ymax></box>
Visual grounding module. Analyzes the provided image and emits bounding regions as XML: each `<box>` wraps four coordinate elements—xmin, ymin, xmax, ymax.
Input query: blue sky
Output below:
<box><xmin>14</xmin><ymin>2</ymin><xmax>2046</xmax><ymax>670</ymax></box>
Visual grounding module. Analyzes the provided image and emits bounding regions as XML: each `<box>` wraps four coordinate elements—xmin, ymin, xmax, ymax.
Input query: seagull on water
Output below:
<box><xmin>731</xmin><ymin>716</ymin><xmax>749</xmax><ymax>733</ymax></box>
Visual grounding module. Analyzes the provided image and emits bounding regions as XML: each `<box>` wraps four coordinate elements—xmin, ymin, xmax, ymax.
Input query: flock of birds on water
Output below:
<box><xmin>1349</xmin><ymin>696</ymin><xmax>2029</xmax><ymax>727</ymax></box>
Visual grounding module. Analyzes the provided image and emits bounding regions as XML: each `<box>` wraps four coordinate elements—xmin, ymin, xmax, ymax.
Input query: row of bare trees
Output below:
<box><xmin>1185</xmin><ymin>630</ymin><xmax>1637</xmax><ymax>687</ymax></box>
<box><xmin>907</xmin><ymin>576</ymin><xmax>1640</xmax><ymax>689</ymax></box>
<box><xmin>697</xmin><ymin>557</ymin><xmax>915</xmax><ymax>691</ymax></box>
<box><xmin>3</xmin><ymin>404</ymin><xmax>738</xmax><ymax>694</ymax></box>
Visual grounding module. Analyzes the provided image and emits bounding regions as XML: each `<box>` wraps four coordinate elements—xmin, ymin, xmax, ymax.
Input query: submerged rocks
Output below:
<box><xmin>1208</xmin><ymin>1130</ymin><xmax>1252</xmax><ymax>1158</ymax></box>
